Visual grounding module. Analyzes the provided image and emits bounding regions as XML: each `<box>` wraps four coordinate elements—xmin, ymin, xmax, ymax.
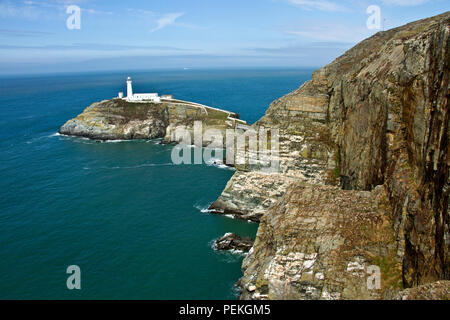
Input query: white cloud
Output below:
<box><xmin>0</xmin><ymin>0</ymin><xmax>112</xmax><ymax>19</ymax></box>
<box><xmin>83</xmin><ymin>8</ymin><xmax>113</xmax><ymax>15</ymax></box>
<box><xmin>284</xmin><ymin>0</ymin><xmax>347</xmax><ymax>12</ymax></box>
<box><xmin>150</xmin><ymin>12</ymin><xmax>185</xmax><ymax>32</ymax></box>
<box><xmin>285</xmin><ymin>24</ymin><xmax>371</xmax><ymax>43</ymax></box>
<box><xmin>0</xmin><ymin>1</ymin><xmax>42</xmax><ymax>19</ymax></box>
<box><xmin>382</xmin><ymin>0</ymin><xmax>430</xmax><ymax>6</ymax></box>
<box><xmin>126</xmin><ymin>8</ymin><xmax>155</xmax><ymax>16</ymax></box>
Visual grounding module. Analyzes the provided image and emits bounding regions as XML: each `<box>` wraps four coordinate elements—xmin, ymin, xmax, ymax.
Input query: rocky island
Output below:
<box><xmin>59</xmin><ymin>94</ymin><xmax>246</xmax><ymax>144</ymax></box>
<box><xmin>59</xmin><ymin>12</ymin><xmax>449</xmax><ymax>300</ymax></box>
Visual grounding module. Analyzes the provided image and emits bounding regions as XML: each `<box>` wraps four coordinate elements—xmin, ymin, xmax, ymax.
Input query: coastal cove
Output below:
<box><xmin>0</xmin><ymin>68</ymin><xmax>313</xmax><ymax>299</ymax></box>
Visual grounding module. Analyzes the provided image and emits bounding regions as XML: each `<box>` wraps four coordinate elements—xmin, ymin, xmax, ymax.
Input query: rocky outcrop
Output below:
<box><xmin>211</xmin><ymin>12</ymin><xmax>449</xmax><ymax>299</ymax></box>
<box><xmin>209</xmin><ymin>171</ymin><xmax>293</xmax><ymax>222</ymax></box>
<box><xmin>239</xmin><ymin>183</ymin><xmax>402</xmax><ymax>300</ymax></box>
<box><xmin>60</xmin><ymin>98</ymin><xmax>242</xmax><ymax>144</ymax></box>
<box><xmin>394</xmin><ymin>280</ymin><xmax>450</xmax><ymax>300</ymax></box>
<box><xmin>214</xmin><ymin>233</ymin><xmax>254</xmax><ymax>253</ymax></box>
<box><xmin>59</xmin><ymin>99</ymin><xmax>168</xmax><ymax>140</ymax></box>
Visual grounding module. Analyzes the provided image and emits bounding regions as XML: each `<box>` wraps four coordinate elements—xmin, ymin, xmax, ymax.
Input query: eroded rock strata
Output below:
<box><xmin>211</xmin><ymin>12</ymin><xmax>449</xmax><ymax>299</ymax></box>
<box><xmin>59</xmin><ymin>98</ymin><xmax>242</xmax><ymax>144</ymax></box>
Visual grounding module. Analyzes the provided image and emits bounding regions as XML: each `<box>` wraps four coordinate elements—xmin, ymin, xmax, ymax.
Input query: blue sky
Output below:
<box><xmin>0</xmin><ymin>0</ymin><xmax>448</xmax><ymax>74</ymax></box>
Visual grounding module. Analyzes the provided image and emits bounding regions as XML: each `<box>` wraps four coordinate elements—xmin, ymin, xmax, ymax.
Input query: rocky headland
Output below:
<box><xmin>211</xmin><ymin>12</ymin><xmax>449</xmax><ymax>299</ymax></box>
<box><xmin>59</xmin><ymin>98</ymin><xmax>244</xmax><ymax>144</ymax></box>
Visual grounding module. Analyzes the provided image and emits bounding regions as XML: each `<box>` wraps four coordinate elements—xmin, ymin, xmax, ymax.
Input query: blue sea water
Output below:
<box><xmin>0</xmin><ymin>68</ymin><xmax>312</xmax><ymax>299</ymax></box>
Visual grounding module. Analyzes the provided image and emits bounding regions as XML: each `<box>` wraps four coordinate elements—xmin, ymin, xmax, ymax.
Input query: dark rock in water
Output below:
<box><xmin>215</xmin><ymin>233</ymin><xmax>254</xmax><ymax>252</ymax></box>
<box><xmin>208</xmin><ymin>198</ymin><xmax>262</xmax><ymax>222</ymax></box>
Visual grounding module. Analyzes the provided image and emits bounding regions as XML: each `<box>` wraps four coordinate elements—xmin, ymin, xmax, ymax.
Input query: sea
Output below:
<box><xmin>0</xmin><ymin>68</ymin><xmax>313</xmax><ymax>299</ymax></box>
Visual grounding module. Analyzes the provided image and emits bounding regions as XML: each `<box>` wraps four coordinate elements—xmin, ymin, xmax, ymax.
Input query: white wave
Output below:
<box><xmin>230</xmin><ymin>249</ymin><xmax>248</xmax><ymax>256</ymax></box>
<box><xmin>146</xmin><ymin>138</ymin><xmax>163</xmax><ymax>144</ymax></box>
<box><xmin>101</xmin><ymin>139</ymin><xmax>134</xmax><ymax>143</ymax></box>
<box><xmin>85</xmin><ymin>163</ymin><xmax>175</xmax><ymax>170</ymax></box>
<box><xmin>205</xmin><ymin>158</ymin><xmax>235</xmax><ymax>170</ymax></box>
<box><xmin>26</xmin><ymin>132</ymin><xmax>61</xmax><ymax>144</ymax></box>
<box><xmin>209</xmin><ymin>239</ymin><xmax>218</xmax><ymax>250</ymax></box>
<box><xmin>215</xmin><ymin>163</ymin><xmax>235</xmax><ymax>170</ymax></box>
<box><xmin>118</xmin><ymin>163</ymin><xmax>173</xmax><ymax>169</ymax></box>
<box><xmin>194</xmin><ymin>203</ymin><xmax>213</xmax><ymax>213</ymax></box>
<box><xmin>103</xmin><ymin>140</ymin><xmax>125</xmax><ymax>143</ymax></box>
<box><xmin>58</xmin><ymin>134</ymin><xmax>89</xmax><ymax>141</ymax></box>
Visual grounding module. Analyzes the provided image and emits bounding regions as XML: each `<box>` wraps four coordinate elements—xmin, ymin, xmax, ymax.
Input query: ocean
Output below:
<box><xmin>0</xmin><ymin>68</ymin><xmax>312</xmax><ymax>299</ymax></box>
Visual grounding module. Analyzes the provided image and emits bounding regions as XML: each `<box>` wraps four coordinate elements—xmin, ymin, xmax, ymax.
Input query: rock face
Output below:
<box><xmin>214</xmin><ymin>233</ymin><xmax>254</xmax><ymax>253</ymax></box>
<box><xmin>59</xmin><ymin>99</ymin><xmax>167</xmax><ymax>140</ymax></box>
<box><xmin>239</xmin><ymin>183</ymin><xmax>402</xmax><ymax>300</ymax></box>
<box><xmin>394</xmin><ymin>280</ymin><xmax>450</xmax><ymax>300</ymax></box>
<box><xmin>60</xmin><ymin>98</ymin><xmax>242</xmax><ymax>144</ymax></box>
<box><xmin>211</xmin><ymin>12</ymin><xmax>449</xmax><ymax>299</ymax></box>
<box><xmin>209</xmin><ymin>171</ymin><xmax>293</xmax><ymax>222</ymax></box>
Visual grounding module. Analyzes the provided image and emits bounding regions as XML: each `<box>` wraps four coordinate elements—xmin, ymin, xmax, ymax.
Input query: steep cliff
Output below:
<box><xmin>212</xmin><ymin>12</ymin><xmax>449</xmax><ymax>299</ymax></box>
<box><xmin>240</xmin><ymin>183</ymin><xmax>402</xmax><ymax>300</ymax></box>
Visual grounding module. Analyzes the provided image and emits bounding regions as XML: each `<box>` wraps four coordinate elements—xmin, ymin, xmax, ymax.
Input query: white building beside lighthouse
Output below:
<box><xmin>118</xmin><ymin>77</ymin><xmax>162</xmax><ymax>103</ymax></box>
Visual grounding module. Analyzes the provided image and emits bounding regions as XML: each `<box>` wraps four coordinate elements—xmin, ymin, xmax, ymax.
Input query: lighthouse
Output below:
<box><xmin>127</xmin><ymin>77</ymin><xmax>133</xmax><ymax>99</ymax></box>
<box><xmin>118</xmin><ymin>77</ymin><xmax>163</xmax><ymax>102</ymax></box>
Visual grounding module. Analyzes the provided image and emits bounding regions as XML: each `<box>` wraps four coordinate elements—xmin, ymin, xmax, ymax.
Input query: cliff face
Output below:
<box><xmin>59</xmin><ymin>98</ymin><xmax>239</xmax><ymax>144</ymax></box>
<box><xmin>240</xmin><ymin>183</ymin><xmax>402</xmax><ymax>300</ymax></box>
<box><xmin>209</xmin><ymin>75</ymin><xmax>335</xmax><ymax>221</ymax></box>
<box><xmin>212</xmin><ymin>12</ymin><xmax>449</xmax><ymax>299</ymax></box>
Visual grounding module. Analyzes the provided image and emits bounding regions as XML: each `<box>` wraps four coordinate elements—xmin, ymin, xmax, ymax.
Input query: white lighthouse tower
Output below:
<box><xmin>126</xmin><ymin>77</ymin><xmax>133</xmax><ymax>99</ymax></box>
<box><xmin>118</xmin><ymin>77</ymin><xmax>162</xmax><ymax>102</ymax></box>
